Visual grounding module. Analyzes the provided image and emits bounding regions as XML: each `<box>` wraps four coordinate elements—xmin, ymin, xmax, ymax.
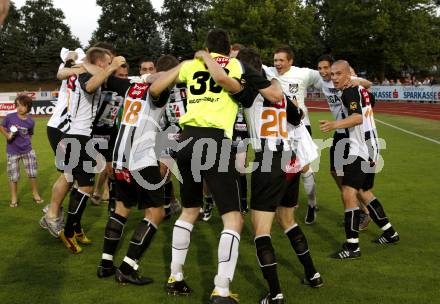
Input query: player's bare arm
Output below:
<box><xmin>194</xmin><ymin>50</ymin><xmax>242</xmax><ymax>94</ymax></box>
<box><xmin>80</xmin><ymin>62</ymin><xmax>103</xmax><ymax>77</ymax></box>
<box><xmin>349</xmin><ymin>77</ymin><xmax>373</xmax><ymax>89</ymax></box>
<box><xmin>357</xmin><ymin>78</ymin><xmax>372</xmax><ymax>89</ymax></box>
<box><xmin>259</xmin><ymin>78</ymin><xmax>284</xmax><ymax>103</ymax></box>
<box><xmin>57</xmin><ymin>66</ymin><xmax>87</xmax><ymax>80</ymax></box>
<box><xmin>56</xmin><ymin>51</ymin><xmax>87</xmax><ymax>80</ymax></box>
<box><xmin>319</xmin><ymin>113</ymin><xmax>362</xmax><ymax>132</ymax></box>
<box><xmin>142</xmin><ymin>72</ymin><xmax>162</xmax><ymax>84</ymax></box>
<box><xmin>85</xmin><ymin>56</ymin><xmax>126</xmax><ymax>94</ymax></box>
<box><xmin>149</xmin><ymin>62</ymin><xmax>186</xmax><ymax>98</ymax></box>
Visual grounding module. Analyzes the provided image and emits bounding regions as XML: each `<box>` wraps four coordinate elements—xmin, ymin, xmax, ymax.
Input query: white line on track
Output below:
<box><xmin>308</xmin><ymin>106</ymin><xmax>440</xmax><ymax>145</ymax></box>
<box><xmin>377</xmin><ymin>109</ymin><xmax>440</xmax><ymax>116</ymax></box>
<box><xmin>374</xmin><ymin>119</ymin><xmax>440</xmax><ymax>145</ymax></box>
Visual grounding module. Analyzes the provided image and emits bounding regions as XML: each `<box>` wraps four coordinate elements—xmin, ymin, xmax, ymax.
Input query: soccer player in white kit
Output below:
<box><xmin>315</xmin><ymin>55</ymin><xmax>373</xmax><ymax>229</ymax></box>
<box><xmin>319</xmin><ymin>60</ymin><xmax>399</xmax><ymax>259</ymax></box>
<box><xmin>236</xmin><ymin>47</ymin><xmax>322</xmax><ymax>304</ymax></box>
<box><xmin>263</xmin><ymin>45</ymin><xmax>320</xmax><ymax>224</ymax></box>
<box><xmin>40</xmin><ymin>48</ymin><xmax>90</xmax><ymax>237</ymax></box>
<box><xmin>56</xmin><ymin>49</ymin><xmax>126</xmax><ymax>253</ymax></box>
<box><xmin>97</xmin><ymin>55</ymin><xmax>179</xmax><ymax>284</ymax></box>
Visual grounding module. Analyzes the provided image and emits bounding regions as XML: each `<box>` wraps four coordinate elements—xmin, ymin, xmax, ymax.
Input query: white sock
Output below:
<box><xmin>217</xmin><ymin>229</ymin><xmax>240</xmax><ymax>284</ymax></box>
<box><xmin>171</xmin><ymin>219</ymin><xmax>193</xmax><ymax>280</ymax></box>
<box><xmin>302</xmin><ymin>168</ymin><xmax>317</xmax><ymax>207</ymax></box>
<box><xmin>214</xmin><ymin>275</ymin><xmax>231</xmax><ymax>297</ymax></box>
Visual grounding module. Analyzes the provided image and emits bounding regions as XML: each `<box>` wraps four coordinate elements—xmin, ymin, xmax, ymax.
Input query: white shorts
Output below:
<box><xmin>288</xmin><ymin>122</ymin><xmax>318</xmax><ymax>169</ymax></box>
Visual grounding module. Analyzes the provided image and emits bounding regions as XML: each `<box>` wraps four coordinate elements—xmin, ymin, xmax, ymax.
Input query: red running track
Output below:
<box><xmin>306</xmin><ymin>100</ymin><xmax>440</xmax><ymax>121</ymax></box>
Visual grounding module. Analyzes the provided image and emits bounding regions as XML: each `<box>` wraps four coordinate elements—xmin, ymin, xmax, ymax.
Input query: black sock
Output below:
<box><xmin>120</xmin><ymin>219</ymin><xmax>157</xmax><ymax>275</ymax></box>
<box><xmin>367</xmin><ymin>198</ymin><xmax>395</xmax><ymax>236</ymax></box>
<box><xmin>344</xmin><ymin>208</ymin><xmax>360</xmax><ymax>251</ymax></box>
<box><xmin>101</xmin><ymin>213</ymin><xmax>127</xmax><ymax>268</ymax></box>
<box><xmin>71</xmin><ymin>187</ymin><xmax>78</xmax><ymax>197</ymax></box>
<box><xmin>64</xmin><ymin>190</ymin><xmax>89</xmax><ymax>238</ymax></box>
<box><xmin>63</xmin><ymin>188</ymin><xmax>79</xmax><ymax>237</ymax></box>
<box><xmin>239</xmin><ymin>175</ymin><xmax>247</xmax><ymax>210</ymax></box>
<box><xmin>204</xmin><ymin>195</ymin><xmax>213</xmax><ymax>207</ymax></box>
<box><xmin>285</xmin><ymin>225</ymin><xmax>317</xmax><ymax>279</ymax></box>
<box><xmin>108</xmin><ymin>178</ymin><xmax>116</xmax><ymax>215</ymax></box>
<box><xmin>73</xmin><ymin>191</ymin><xmax>89</xmax><ymax>234</ymax></box>
<box><xmin>165</xmin><ymin>182</ymin><xmax>173</xmax><ymax>206</ymax></box>
<box><xmin>64</xmin><ymin>214</ymin><xmax>76</xmax><ymax>238</ymax></box>
<box><xmin>255</xmin><ymin>235</ymin><xmax>281</xmax><ymax>298</ymax></box>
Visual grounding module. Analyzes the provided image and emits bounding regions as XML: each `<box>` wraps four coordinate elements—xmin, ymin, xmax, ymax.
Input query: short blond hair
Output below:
<box><xmin>86</xmin><ymin>47</ymin><xmax>112</xmax><ymax>64</ymax></box>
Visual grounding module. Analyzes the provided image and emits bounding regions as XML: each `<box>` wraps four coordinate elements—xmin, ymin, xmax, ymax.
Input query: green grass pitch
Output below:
<box><xmin>0</xmin><ymin>112</ymin><xmax>439</xmax><ymax>304</ymax></box>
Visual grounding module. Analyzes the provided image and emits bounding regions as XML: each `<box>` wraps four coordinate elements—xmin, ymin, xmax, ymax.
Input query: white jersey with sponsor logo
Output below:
<box><xmin>263</xmin><ymin>65</ymin><xmax>321</xmax><ymax>126</ymax></box>
<box><xmin>165</xmin><ymin>83</ymin><xmax>187</xmax><ymax>126</ymax></box>
<box><xmin>162</xmin><ymin>83</ymin><xmax>187</xmax><ymax>142</ymax></box>
<box><xmin>94</xmin><ymin>91</ymin><xmax>124</xmax><ymax>132</ymax></box>
<box><xmin>47</xmin><ymin>64</ymin><xmax>71</xmax><ymax>132</ymax></box>
<box><xmin>113</xmin><ymin>83</ymin><xmax>165</xmax><ymax>171</ymax></box>
<box><xmin>66</xmin><ymin>73</ymin><xmax>100</xmax><ymax>137</ymax></box>
<box><xmin>343</xmin><ymin>86</ymin><xmax>379</xmax><ymax>163</ymax></box>
<box><xmin>315</xmin><ymin>77</ymin><xmax>366</xmax><ymax>134</ymax></box>
<box><xmin>233</xmin><ymin>105</ymin><xmax>248</xmax><ymax>147</ymax></box>
<box><xmin>244</xmin><ymin>94</ymin><xmax>289</xmax><ymax>152</ymax></box>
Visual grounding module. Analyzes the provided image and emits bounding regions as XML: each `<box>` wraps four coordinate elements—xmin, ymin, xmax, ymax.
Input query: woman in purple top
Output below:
<box><xmin>0</xmin><ymin>95</ymin><xmax>43</xmax><ymax>207</ymax></box>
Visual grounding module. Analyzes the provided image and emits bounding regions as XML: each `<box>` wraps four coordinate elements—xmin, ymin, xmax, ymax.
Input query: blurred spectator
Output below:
<box><xmin>382</xmin><ymin>78</ymin><xmax>390</xmax><ymax>85</ymax></box>
<box><xmin>389</xmin><ymin>79</ymin><xmax>395</xmax><ymax>85</ymax></box>
<box><xmin>429</xmin><ymin>76</ymin><xmax>437</xmax><ymax>85</ymax></box>
<box><xmin>422</xmin><ymin>77</ymin><xmax>431</xmax><ymax>85</ymax></box>
<box><xmin>411</xmin><ymin>76</ymin><xmax>422</xmax><ymax>86</ymax></box>
<box><xmin>396</xmin><ymin>79</ymin><xmax>402</xmax><ymax>85</ymax></box>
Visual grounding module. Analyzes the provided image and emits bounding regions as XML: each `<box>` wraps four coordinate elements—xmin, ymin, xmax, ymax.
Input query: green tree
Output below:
<box><xmin>160</xmin><ymin>0</ymin><xmax>212</xmax><ymax>59</ymax></box>
<box><xmin>0</xmin><ymin>2</ymin><xmax>30</xmax><ymax>81</ymax></box>
<box><xmin>309</xmin><ymin>0</ymin><xmax>440</xmax><ymax>78</ymax></box>
<box><xmin>21</xmin><ymin>0</ymin><xmax>80</xmax><ymax>79</ymax></box>
<box><xmin>207</xmin><ymin>0</ymin><xmax>322</xmax><ymax>66</ymax></box>
<box><xmin>6</xmin><ymin>0</ymin><xmax>80</xmax><ymax>80</ymax></box>
<box><xmin>91</xmin><ymin>0</ymin><xmax>162</xmax><ymax>74</ymax></box>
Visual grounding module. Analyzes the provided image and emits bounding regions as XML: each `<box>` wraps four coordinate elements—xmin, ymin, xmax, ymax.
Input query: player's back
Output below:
<box><xmin>178</xmin><ymin>53</ymin><xmax>243</xmax><ymax>138</ymax></box>
<box><xmin>165</xmin><ymin>83</ymin><xmax>187</xmax><ymax>127</ymax></box>
<box><xmin>48</xmin><ymin>76</ymin><xmax>71</xmax><ymax>132</ymax></box>
<box><xmin>113</xmin><ymin>82</ymin><xmax>165</xmax><ymax>171</ymax></box>
<box><xmin>67</xmin><ymin>73</ymin><xmax>100</xmax><ymax>137</ymax></box>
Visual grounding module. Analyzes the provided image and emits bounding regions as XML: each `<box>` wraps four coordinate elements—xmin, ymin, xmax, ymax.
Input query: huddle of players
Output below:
<box><xmin>40</xmin><ymin>46</ymin><xmax>127</xmax><ymax>248</ymax></box>
<box><xmin>41</xmin><ymin>29</ymin><xmax>399</xmax><ymax>304</ymax></box>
